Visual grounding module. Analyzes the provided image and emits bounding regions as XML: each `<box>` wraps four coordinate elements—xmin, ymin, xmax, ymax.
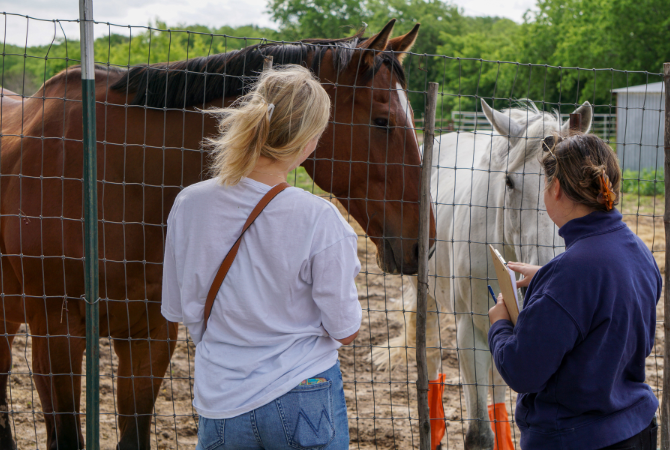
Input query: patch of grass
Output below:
<box><xmin>620</xmin><ymin>193</ymin><xmax>664</xmax><ymax>217</ymax></box>
<box><xmin>287</xmin><ymin>166</ymin><xmax>327</xmax><ymax>196</ymax></box>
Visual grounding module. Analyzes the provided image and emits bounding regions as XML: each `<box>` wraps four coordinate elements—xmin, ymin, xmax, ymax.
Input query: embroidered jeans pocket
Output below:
<box><xmin>276</xmin><ymin>381</ymin><xmax>335</xmax><ymax>450</ymax></box>
<box><xmin>196</xmin><ymin>417</ymin><xmax>225</xmax><ymax>450</ymax></box>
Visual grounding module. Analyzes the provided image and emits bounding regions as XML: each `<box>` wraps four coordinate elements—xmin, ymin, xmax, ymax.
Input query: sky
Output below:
<box><xmin>0</xmin><ymin>0</ymin><xmax>536</xmax><ymax>47</ymax></box>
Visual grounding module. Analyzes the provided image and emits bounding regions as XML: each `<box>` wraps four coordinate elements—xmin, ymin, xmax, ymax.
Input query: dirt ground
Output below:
<box><xmin>5</xmin><ymin>194</ymin><xmax>667</xmax><ymax>449</ymax></box>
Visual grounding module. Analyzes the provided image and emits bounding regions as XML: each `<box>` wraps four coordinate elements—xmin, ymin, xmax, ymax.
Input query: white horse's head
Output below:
<box><xmin>480</xmin><ymin>99</ymin><xmax>593</xmax><ymax>267</ymax></box>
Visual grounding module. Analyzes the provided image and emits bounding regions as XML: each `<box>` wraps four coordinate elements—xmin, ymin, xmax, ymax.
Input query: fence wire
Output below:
<box><xmin>0</xmin><ymin>12</ymin><xmax>666</xmax><ymax>450</ymax></box>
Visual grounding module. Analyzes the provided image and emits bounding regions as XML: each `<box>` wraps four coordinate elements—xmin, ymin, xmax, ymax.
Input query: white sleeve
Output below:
<box><xmin>310</xmin><ymin>235</ymin><xmax>362</xmax><ymax>340</ymax></box>
<box><xmin>161</xmin><ymin>222</ymin><xmax>184</xmax><ymax>323</ymax></box>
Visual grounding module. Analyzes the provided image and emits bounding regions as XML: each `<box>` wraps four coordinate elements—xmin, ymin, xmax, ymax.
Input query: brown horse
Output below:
<box><xmin>0</xmin><ymin>19</ymin><xmax>434</xmax><ymax>449</ymax></box>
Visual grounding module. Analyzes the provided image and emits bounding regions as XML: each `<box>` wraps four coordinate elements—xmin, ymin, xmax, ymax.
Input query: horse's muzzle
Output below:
<box><xmin>376</xmin><ymin>238</ymin><xmax>420</xmax><ymax>275</ymax></box>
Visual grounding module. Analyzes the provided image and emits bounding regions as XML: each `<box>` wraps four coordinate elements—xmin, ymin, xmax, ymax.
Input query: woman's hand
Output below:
<box><xmin>507</xmin><ymin>262</ymin><xmax>542</xmax><ymax>288</ymax></box>
<box><xmin>489</xmin><ymin>294</ymin><xmax>511</xmax><ymax>325</ymax></box>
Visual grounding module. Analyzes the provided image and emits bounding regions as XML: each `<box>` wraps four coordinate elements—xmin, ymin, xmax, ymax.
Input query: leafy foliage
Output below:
<box><xmin>1</xmin><ymin>39</ymin><xmax>77</xmax><ymax>95</ymax></box>
<box><xmin>621</xmin><ymin>169</ymin><xmax>665</xmax><ymax>197</ymax></box>
<box><xmin>2</xmin><ymin>0</ymin><xmax>668</xmax><ymax>117</ymax></box>
<box><xmin>1</xmin><ymin>22</ymin><xmax>278</xmax><ymax>95</ymax></box>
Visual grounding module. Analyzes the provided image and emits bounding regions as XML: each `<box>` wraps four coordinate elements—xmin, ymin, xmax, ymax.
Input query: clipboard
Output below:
<box><xmin>488</xmin><ymin>244</ymin><xmax>520</xmax><ymax>325</ymax></box>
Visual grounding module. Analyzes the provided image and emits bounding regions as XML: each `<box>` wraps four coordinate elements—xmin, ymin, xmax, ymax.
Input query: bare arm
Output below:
<box><xmin>336</xmin><ymin>330</ymin><xmax>359</xmax><ymax>345</ymax></box>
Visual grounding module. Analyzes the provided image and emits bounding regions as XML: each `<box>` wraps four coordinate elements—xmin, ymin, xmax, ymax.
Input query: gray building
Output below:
<box><xmin>612</xmin><ymin>82</ymin><xmax>665</xmax><ymax>172</ymax></box>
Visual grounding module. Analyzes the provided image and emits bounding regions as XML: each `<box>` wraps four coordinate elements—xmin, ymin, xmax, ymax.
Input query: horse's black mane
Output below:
<box><xmin>109</xmin><ymin>33</ymin><xmax>406</xmax><ymax>109</ymax></box>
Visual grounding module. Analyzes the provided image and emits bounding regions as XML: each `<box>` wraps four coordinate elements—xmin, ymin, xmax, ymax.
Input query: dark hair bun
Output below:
<box><xmin>541</xmin><ymin>133</ymin><xmax>620</xmax><ymax>211</ymax></box>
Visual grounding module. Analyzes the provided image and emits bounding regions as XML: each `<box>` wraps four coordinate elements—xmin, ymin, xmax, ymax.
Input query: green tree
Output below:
<box><xmin>269</xmin><ymin>0</ymin><xmax>467</xmax><ymax>113</ymax></box>
<box><xmin>435</xmin><ymin>17</ymin><xmax>519</xmax><ymax>116</ymax></box>
<box><xmin>367</xmin><ymin>0</ymin><xmax>466</xmax><ymax>113</ymax></box>
<box><xmin>509</xmin><ymin>0</ymin><xmax>668</xmax><ymax>111</ymax></box>
<box><xmin>1</xmin><ymin>38</ymin><xmax>79</xmax><ymax>95</ymax></box>
<box><xmin>96</xmin><ymin>22</ymin><xmax>279</xmax><ymax>67</ymax></box>
<box><xmin>1</xmin><ymin>22</ymin><xmax>278</xmax><ymax>95</ymax></box>
<box><xmin>5</xmin><ymin>0</ymin><xmax>668</xmax><ymax>113</ymax></box>
<box><xmin>268</xmin><ymin>0</ymin><xmax>368</xmax><ymax>39</ymax></box>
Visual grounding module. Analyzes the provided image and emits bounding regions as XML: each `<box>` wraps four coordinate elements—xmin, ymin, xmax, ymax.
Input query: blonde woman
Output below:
<box><xmin>161</xmin><ymin>65</ymin><xmax>361</xmax><ymax>450</ymax></box>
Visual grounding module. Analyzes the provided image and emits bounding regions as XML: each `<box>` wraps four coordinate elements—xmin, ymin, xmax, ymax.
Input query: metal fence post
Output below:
<box><xmin>569</xmin><ymin>113</ymin><xmax>582</xmax><ymax>132</ymax></box>
<box><xmin>662</xmin><ymin>61</ymin><xmax>670</xmax><ymax>450</ymax></box>
<box><xmin>80</xmin><ymin>1</ymin><xmax>99</xmax><ymax>449</ymax></box>
<box><xmin>417</xmin><ymin>82</ymin><xmax>438</xmax><ymax>450</ymax></box>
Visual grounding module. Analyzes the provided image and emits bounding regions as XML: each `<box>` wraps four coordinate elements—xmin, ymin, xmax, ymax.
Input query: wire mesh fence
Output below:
<box><xmin>415</xmin><ymin>69</ymin><xmax>666</xmax><ymax>450</ymax></box>
<box><xmin>416</xmin><ymin>112</ymin><xmax>616</xmax><ymax>142</ymax></box>
<box><xmin>0</xmin><ymin>11</ymin><xmax>667</xmax><ymax>450</ymax></box>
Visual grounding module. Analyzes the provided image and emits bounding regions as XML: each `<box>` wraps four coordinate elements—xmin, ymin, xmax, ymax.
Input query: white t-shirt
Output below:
<box><xmin>161</xmin><ymin>177</ymin><xmax>362</xmax><ymax>419</ymax></box>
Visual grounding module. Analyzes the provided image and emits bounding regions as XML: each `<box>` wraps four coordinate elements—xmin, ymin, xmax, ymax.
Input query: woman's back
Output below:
<box><xmin>496</xmin><ymin>210</ymin><xmax>661</xmax><ymax>448</ymax></box>
<box><xmin>162</xmin><ymin>177</ymin><xmax>361</xmax><ymax>419</ymax></box>
<box><xmin>488</xmin><ymin>133</ymin><xmax>661</xmax><ymax>450</ymax></box>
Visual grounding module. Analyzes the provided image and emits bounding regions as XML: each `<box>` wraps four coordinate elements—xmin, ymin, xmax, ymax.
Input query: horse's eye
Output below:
<box><xmin>374</xmin><ymin>118</ymin><xmax>389</xmax><ymax>129</ymax></box>
<box><xmin>506</xmin><ymin>175</ymin><xmax>515</xmax><ymax>189</ymax></box>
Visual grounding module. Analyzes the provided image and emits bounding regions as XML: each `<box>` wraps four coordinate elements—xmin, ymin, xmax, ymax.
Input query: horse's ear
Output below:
<box><xmin>561</xmin><ymin>101</ymin><xmax>593</xmax><ymax>134</ymax></box>
<box><xmin>359</xmin><ymin>19</ymin><xmax>396</xmax><ymax>67</ymax></box>
<box><xmin>386</xmin><ymin>23</ymin><xmax>420</xmax><ymax>63</ymax></box>
<box><xmin>481</xmin><ymin>99</ymin><xmax>525</xmax><ymax>143</ymax></box>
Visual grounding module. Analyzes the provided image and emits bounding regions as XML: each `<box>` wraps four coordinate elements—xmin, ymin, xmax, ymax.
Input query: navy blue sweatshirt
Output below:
<box><xmin>488</xmin><ymin>209</ymin><xmax>661</xmax><ymax>450</ymax></box>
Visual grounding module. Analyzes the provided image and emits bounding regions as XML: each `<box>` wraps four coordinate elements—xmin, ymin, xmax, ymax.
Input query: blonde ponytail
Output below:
<box><xmin>208</xmin><ymin>65</ymin><xmax>331</xmax><ymax>186</ymax></box>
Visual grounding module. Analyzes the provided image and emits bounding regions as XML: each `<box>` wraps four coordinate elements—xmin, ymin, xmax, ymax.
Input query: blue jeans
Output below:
<box><xmin>196</xmin><ymin>361</ymin><xmax>349</xmax><ymax>450</ymax></box>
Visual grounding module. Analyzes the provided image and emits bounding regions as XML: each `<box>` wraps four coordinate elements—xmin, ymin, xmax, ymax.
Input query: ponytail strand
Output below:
<box><xmin>207</xmin><ymin>65</ymin><xmax>330</xmax><ymax>186</ymax></box>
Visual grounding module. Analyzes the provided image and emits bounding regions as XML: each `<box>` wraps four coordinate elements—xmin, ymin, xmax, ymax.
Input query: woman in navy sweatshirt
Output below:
<box><xmin>488</xmin><ymin>133</ymin><xmax>661</xmax><ymax>450</ymax></box>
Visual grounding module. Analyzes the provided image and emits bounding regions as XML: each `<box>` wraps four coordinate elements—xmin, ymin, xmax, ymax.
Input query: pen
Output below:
<box><xmin>487</xmin><ymin>285</ymin><xmax>497</xmax><ymax>304</ymax></box>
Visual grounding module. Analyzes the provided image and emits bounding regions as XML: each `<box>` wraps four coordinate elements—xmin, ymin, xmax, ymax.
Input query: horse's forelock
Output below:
<box><xmin>365</xmin><ymin>53</ymin><xmax>407</xmax><ymax>88</ymax></box>
<box><xmin>494</xmin><ymin>106</ymin><xmax>561</xmax><ymax>172</ymax></box>
<box><xmin>315</xmin><ymin>37</ymin><xmax>408</xmax><ymax>88</ymax></box>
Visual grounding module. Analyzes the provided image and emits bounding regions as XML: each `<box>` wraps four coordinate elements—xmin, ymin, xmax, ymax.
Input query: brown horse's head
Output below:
<box><xmin>302</xmin><ymin>20</ymin><xmax>435</xmax><ymax>274</ymax></box>
<box><xmin>109</xmin><ymin>20</ymin><xmax>435</xmax><ymax>274</ymax></box>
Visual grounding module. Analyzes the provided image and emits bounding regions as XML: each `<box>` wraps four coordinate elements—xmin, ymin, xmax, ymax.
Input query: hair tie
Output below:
<box><xmin>597</xmin><ymin>171</ymin><xmax>615</xmax><ymax>211</ymax></box>
<box><xmin>267</xmin><ymin>103</ymin><xmax>275</xmax><ymax>121</ymax></box>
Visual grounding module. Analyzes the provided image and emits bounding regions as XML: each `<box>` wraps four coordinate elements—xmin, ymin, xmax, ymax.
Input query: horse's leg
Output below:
<box><xmin>426</xmin><ymin>293</ymin><xmax>446</xmax><ymax>449</ymax></box>
<box><xmin>113</xmin><ymin>320</ymin><xmax>178</xmax><ymax>450</ymax></box>
<box><xmin>489</xmin><ymin>364</ymin><xmax>507</xmax><ymax>405</ymax></box>
<box><xmin>0</xmin><ymin>262</ymin><xmax>26</xmax><ymax>450</ymax></box>
<box><xmin>488</xmin><ymin>364</ymin><xmax>514</xmax><ymax>450</ymax></box>
<box><xmin>426</xmin><ymin>293</ymin><xmax>442</xmax><ymax>381</ymax></box>
<box><xmin>30</xmin><ymin>316</ymin><xmax>86</xmax><ymax>450</ymax></box>
<box><xmin>457</xmin><ymin>313</ymin><xmax>494</xmax><ymax>450</ymax></box>
<box><xmin>0</xmin><ymin>320</ymin><xmax>20</xmax><ymax>450</ymax></box>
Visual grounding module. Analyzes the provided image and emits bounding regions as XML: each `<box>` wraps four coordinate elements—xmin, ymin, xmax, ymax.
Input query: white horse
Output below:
<box><xmin>373</xmin><ymin>99</ymin><xmax>592</xmax><ymax>449</ymax></box>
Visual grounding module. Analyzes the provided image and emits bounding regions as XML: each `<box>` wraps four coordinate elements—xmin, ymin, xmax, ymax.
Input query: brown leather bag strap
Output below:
<box><xmin>203</xmin><ymin>182</ymin><xmax>290</xmax><ymax>331</ymax></box>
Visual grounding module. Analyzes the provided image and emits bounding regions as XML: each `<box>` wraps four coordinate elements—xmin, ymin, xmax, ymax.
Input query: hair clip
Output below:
<box><xmin>597</xmin><ymin>172</ymin><xmax>615</xmax><ymax>211</ymax></box>
<box><xmin>267</xmin><ymin>103</ymin><xmax>275</xmax><ymax>121</ymax></box>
